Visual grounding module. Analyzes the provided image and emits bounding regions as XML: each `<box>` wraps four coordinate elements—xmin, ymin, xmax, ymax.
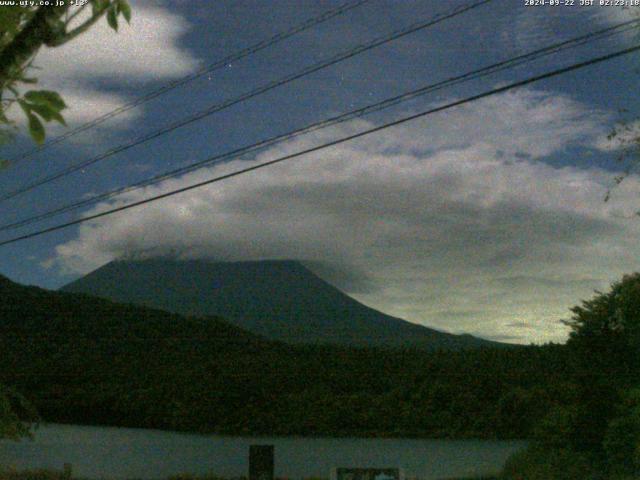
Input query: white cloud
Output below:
<box><xmin>595</xmin><ymin>4</ymin><xmax>640</xmax><ymax>32</ymax></box>
<box><xmin>510</xmin><ymin>4</ymin><xmax>639</xmax><ymax>58</ymax></box>
<box><xmin>47</xmin><ymin>87</ymin><xmax>640</xmax><ymax>344</ymax></box>
<box><xmin>37</xmin><ymin>3</ymin><xmax>198</xmax><ymax>80</ymax></box>
<box><xmin>21</xmin><ymin>2</ymin><xmax>200</xmax><ymax>131</ymax></box>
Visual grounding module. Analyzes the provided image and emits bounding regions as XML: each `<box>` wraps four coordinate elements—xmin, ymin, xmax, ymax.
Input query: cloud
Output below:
<box><xmin>511</xmin><ymin>7</ymin><xmax>584</xmax><ymax>54</ymax></box>
<box><xmin>505</xmin><ymin>321</ymin><xmax>533</xmax><ymax>329</ymax></box>
<box><xmin>596</xmin><ymin>119</ymin><xmax>640</xmax><ymax>151</ymax></box>
<box><xmin>21</xmin><ymin>2</ymin><xmax>200</xmax><ymax>131</ymax></box>
<box><xmin>595</xmin><ymin>4</ymin><xmax>640</xmax><ymax>33</ymax></box>
<box><xmin>509</xmin><ymin>4</ymin><xmax>639</xmax><ymax>60</ymax></box>
<box><xmin>47</xmin><ymin>87</ymin><xmax>640</xmax><ymax>344</ymax></box>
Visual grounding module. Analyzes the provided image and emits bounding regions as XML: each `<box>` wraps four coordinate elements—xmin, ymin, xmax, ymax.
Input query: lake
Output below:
<box><xmin>0</xmin><ymin>424</ymin><xmax>527</xmax><ymax>480</ymax></box>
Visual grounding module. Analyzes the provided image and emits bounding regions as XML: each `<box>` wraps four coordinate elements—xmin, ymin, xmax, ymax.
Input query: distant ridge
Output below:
<box><xmin>62</xmin><ymin>258</ymin><xmax>503</xmax><ymax>350</ymax></box>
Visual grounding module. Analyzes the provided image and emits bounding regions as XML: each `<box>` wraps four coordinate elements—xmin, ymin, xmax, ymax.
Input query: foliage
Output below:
<box><xmin>603</xmin><ymin>388</ymin><xmax>640</xmax><ymax>477</ymax></box>
<box><xmin>602</xmin><ymin>10</ymin><xmax>640</xmax><ymax>211</ymax></box>
<box><xmin>0</xmin><ymin>383</ymin><xmax>37</xmax><ymax>440</ymax></box>
<box><xmin>564</xmin><ymin>272</ymin><xmax>640</xmax><ymax>356</ymax></box>
<box><xmin>502</xmin><ymin>273</ymin><xmax>640</xmax><ymax>479</ymax></box>
<box><xmin>530</xmin><ymin>405</ymin><xmax>584</xmax><ymax>451</ymax></box>
<box><xmin>0</xmin><ymin>0</ymin><xmax>131</xmax><ymax>149</ymax></box>
<box><xmin>603</xmin><ymin>116</ymin><xmax>640</xmax><ymax>209</ymax></box>
<box><xmin>501</xmin><ymin>445</ymin><xmax>598</xmax><ymax>480</ymax></box>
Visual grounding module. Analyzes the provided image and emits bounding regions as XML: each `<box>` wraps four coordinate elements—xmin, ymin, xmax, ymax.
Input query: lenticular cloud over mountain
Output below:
<box><xmin>47</xmin><ymin>88</ymin><xmax>640</xmax><ymax>344</ymax></box>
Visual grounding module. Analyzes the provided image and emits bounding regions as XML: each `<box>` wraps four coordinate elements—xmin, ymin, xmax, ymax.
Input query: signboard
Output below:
<box><xmin>331</xmin><ymin>467</ymin><xmax>404</xmax><ymax>480</ymax></box>
<box><xmin>249</xmin><ymin>445</ymin><xmax>274</xmax><ymax>480</ymax></box>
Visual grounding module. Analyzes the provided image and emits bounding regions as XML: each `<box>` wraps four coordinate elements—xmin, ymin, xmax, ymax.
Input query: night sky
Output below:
<box><xmin>1</xmin><ymin>0</ymin><xmax>639</xmax><ymax>343</ymax></box>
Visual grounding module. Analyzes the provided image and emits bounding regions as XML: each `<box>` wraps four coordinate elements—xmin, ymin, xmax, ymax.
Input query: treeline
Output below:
<box><xmin>0</xmin><ymin>273</ymin><xmax>572</xmax><ymax>439</ymax></box>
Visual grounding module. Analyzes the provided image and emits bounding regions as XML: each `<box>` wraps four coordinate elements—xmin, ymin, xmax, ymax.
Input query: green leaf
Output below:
<box><xmin>24</xmin><ymin>90</ymin><xmax>66</xmax><ymax>111</ymax></box>
<box><xmin>21</xmin><ymin>99</ymin><xmax>67</xmax><ymax>127</ymax></box>
<box><xmin>26</xmin><ymin>112</ymin><xmax>45</xmax><ymax>144</ymax></box>
<box><xmin>49</xmin><ymin>110</ymin><xmax>66</xmax><ymax>126</ymax></box>
<box><xmin>27</xmin><ymin>102</ymin><xmax>54</xmax><ymax>122</ymax></box>
<box><xmin>107</xmin><ymin>7</ymin><xmax>118</xmax><ymax>31</ymax></box>
<box><xmin>29</xmin><ymin>103</ymin><xmax>53</xmax><ymax>122</ymax></box>
<box><xmin>44</xmin><ymin>16</ymin><xmax>66</xmax><ymax>43</ymax></box>
<box><xmin>118</xmin><ymin>0</ymin><xmax>132</xmax><ymax>23</ymax></box>
<box><xmin>0</xmin><ymin>9</ymin><xmax>25</xmax><ymax>39</ymax></box>
<box><xmin>92</xmin><ymin>0</ymin><xmax>109</xmax><ymax>15</ymax></box>
<box><xmin>17</xmin><ymin>99</ymin><xmax>31</xmax><ymax>115</ymax></box>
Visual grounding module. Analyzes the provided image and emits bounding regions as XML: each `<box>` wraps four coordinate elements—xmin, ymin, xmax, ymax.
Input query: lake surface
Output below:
<box><xmin>0</xmin><ymin>424</ymin><xmax>526</xmax><ymax>480</ymax></box>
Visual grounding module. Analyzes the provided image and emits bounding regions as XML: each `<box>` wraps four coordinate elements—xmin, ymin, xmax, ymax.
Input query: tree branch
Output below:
<box><xmin>0</xmin><ymin>5</ymin><xmax>68</xmax><ymax>88</ymax></box>
<box><xmin>48</xmin><ymin>3</ymin><xmax>113</xmax><ymax>47</ymax></box>
<box><xmin>64</xmin><ymin>2</ymin><xmax>90</xmax><ymax>27</ymax></box>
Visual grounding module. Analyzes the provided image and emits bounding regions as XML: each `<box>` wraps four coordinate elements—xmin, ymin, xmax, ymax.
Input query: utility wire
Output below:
<box><xmin>4</xmin><ymin>0</ymin><xmax>373</xmax><ymax>165</ymax></box>
<box><xmin>1</xmin><ymin>43</ymin><xmax>638</xmax><ymax>248</ymax></box>
<box><xmin>0</xmin><ymin>0</ymin><xmax>493</xmax><ymax>203</ymax></box>
<box><xmin>0</xmin><ymin>18</ymin><xmax>637</xmax><ymax>233</ymax></box>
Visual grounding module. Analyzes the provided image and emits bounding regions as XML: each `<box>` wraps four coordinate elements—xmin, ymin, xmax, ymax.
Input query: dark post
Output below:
<box><xmin>249</xmin><ymin>445</ymin><xmax>274</xmax><ymax>480</ymax></box>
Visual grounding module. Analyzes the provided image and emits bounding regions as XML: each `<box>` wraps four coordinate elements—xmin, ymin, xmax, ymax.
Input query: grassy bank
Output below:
<box><xmin>0</xmin><ymin>469</ymin><xmax>497</xmax><ymax>480</ymax></box>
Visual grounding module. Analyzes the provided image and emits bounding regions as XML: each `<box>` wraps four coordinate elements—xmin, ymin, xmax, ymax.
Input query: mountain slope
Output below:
<box><xmin>62</xmin><ymin>258</ymin><xmax>501</xmax><ymax>349</ymax></box>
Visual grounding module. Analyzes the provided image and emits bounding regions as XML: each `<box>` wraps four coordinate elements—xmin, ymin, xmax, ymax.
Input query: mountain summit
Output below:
<box><xmin>62</xmin><ymin>258</ymin><xmax>501</xmax><ymax>349</ymax></box>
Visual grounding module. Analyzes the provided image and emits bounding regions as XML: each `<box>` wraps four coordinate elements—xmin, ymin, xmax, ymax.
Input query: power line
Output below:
<box><xmin>0</xmin><ymin>0</ymin><xmax>493</xmax><ymax>203</ymax></box>
<box><xmin>4</xmin><ymin>0</ymin><xmax>373</xmax><ymax>165</ymax></box>
<box><xmin>1</xmin><ymin>43</ymin><xmax>638</xmax><ymax>248</ymax></box>
<box><xmin>1</xmin><ymin>18</ymin><xmax>637</xmax><ymax>233</ymax></box>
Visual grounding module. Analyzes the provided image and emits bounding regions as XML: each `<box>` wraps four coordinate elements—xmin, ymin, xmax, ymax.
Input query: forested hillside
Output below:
<box><xmin>1</xmin><ymin>273</ymin><xmax>566</xmax><ymax>438</ymax></box>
